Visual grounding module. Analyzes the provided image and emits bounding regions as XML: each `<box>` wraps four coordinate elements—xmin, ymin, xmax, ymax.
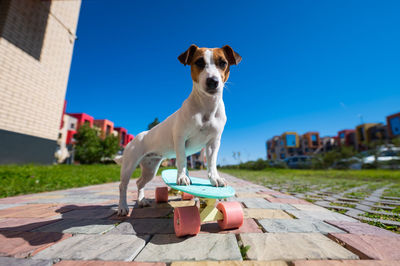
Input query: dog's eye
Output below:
<box><xmin>218</xmin><ymin>60</ymin><xmax>227</xmax><ymax>69</ymax></box>
<box><xmin>195</xmin><ymin>58</ymin><xmax>205</xmax><ymax>69</ymax></box>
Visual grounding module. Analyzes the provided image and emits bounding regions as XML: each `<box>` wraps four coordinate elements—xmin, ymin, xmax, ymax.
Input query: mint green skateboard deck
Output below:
<box><xmin>161</xmin><ymin>169</ymin><xmax>235</xmax><ymax>199</ymax></box>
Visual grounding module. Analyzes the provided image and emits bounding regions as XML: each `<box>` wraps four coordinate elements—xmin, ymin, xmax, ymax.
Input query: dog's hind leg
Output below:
<box><xmin>117</xmin><ymin>138</ymin><xmax>146</xmax><ymax>216</ymax></box>
<box><xmin>136</xmin><ymin>155</ymin><xmax>162</xmax><ymax>207</ymax></box>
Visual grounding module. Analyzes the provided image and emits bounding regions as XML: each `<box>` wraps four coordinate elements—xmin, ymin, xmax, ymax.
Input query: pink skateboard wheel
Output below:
<box><xmin>155</xmin><ymin>187</ymin><xmax>168</xmax><ymax>203</ymax></box>
<box><xmin>174</xmin><ymin>206</ymin><xmax>201</xmax><ymax>237</ymax></box>
<box><xmin>216</xmin><ymin>201</ymin><xmax>244</xmax><ymax>230</ymax></box>
<box><xmin>181</xmin><ymin>192</ymin><xmax>194</xmax><ymax>200</ymax></box>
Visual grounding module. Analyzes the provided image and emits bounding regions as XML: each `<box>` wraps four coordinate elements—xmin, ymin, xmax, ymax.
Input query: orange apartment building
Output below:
<box><xmin>301</xmin><ymin>132</ymin><xmax>320</xmax><ymax>155</ymax></box>
<box><xmin>94</xmin><ymin>119</ymin><xmax>114</xmax><ymax>139</ymax></box>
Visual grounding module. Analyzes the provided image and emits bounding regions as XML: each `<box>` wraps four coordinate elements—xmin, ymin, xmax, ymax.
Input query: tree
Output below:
<box><xmin>74</xmin><ymin>124</ymin><xmax>121</xmax><ymax>164</ymax></box>
<box><xmin>101</xmin><ymin>134</ymin><xmax>120</xmax><ymax>159</ymax></box>
<box><xmin>148</xmin><ymin>118</ymin><xmax>160</xmax><ymax>130</ymax></box>
<box><xmin>74</xmin><ymin>124</ymin><xmax>103</xmax><ymax>164</ymax></box>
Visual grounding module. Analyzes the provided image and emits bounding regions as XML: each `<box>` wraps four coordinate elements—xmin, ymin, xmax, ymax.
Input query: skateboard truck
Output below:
<box><xmin>199</xmin><ymin>198</ymin><xmax>224</xmax><ymax>222</ymax></box>
<box><xmin>158</xmin><ymin>169</ymin><xmax>244</xmax><ymax>237</ymax></box>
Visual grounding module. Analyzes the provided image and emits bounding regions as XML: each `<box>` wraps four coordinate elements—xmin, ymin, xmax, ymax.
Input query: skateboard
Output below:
<box><xmin>156</xmin><ymin>169</ymin><xmax>244</xmax><ymax>237</ymax></box>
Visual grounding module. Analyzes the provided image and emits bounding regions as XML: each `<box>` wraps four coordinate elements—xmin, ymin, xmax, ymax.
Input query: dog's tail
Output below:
<box><xmin>114</xmin><ymin>155</ymin><xmax>123</xmax><ymax>165</ymax></box>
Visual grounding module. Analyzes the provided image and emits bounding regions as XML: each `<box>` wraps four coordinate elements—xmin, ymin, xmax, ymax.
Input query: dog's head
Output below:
<box><xmin>178</xmin><ymin>45</ymin><xmax>241</xmax><ymax>95</ymax></box>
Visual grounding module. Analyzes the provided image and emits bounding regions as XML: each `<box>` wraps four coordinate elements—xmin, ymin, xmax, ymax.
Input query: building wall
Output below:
<box><xmin>56</xmin><ymin>114</ymin><xmax>77</xmax><ymax>163</ymax></box>
<box><xmin>68</xmin><ymin>113</ymin><xmax>94</xmax><ymax>129</ymax></box>
<box><xmin>301</xmin><ymin>132</ymin><xmax>320</xmax><ymax>155</ymax></box>
<box><xmin>94</xmin><ymin>119</ymin><xmax>114</xmax><ymax>139</ymax></box>
<box><xmin>0</xmin><ymin>0</ymin><xmax>81</xmax><ymax>164</ymax></box>
<box><xmin>355</xmin><ymin>123</ymin><xmax>379</xmax><ymax>150</ymax></box>
<box><xmin>387</xmin><ymin>112</ymin><xmax>400</xmax><ymax>138</ymax></box>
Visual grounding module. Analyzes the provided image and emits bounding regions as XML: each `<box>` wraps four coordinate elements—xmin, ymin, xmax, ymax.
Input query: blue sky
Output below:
<box><xmin>66</xmin><ymin>1</ymin><xmax>400</xmax><ymax>165</ymax></box>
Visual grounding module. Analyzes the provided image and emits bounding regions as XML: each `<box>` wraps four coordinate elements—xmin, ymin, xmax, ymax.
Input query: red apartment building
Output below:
<box><xmin>126</xmin><ymin>134</ymin><xmax>134</xmax><ymax>144</ymax></box>
<box><xmin>114</xmin><ymin>127</ymin><xmax>128</xmax><ymax>147</ymax></box>
<box><xmin>68</xmin><ymin>113</ymin><xmax>94</xmax><ymax>129</ymax></box>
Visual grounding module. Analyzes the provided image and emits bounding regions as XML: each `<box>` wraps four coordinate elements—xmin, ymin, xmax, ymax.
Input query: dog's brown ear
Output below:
<box><xmin>178</xmin><ymin>44</ymin><xmax>198</xmax><ymax>65</ymax></box>
<box><xmin>222</xmin><ymin>45</ymin><xmax>242</xmax><ymax>65</ymax></box>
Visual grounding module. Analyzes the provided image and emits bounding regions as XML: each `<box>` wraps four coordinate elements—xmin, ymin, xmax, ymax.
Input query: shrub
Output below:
<box><xmin>74</xmin><ymin>124</ymin><xmax>103</xmax><ymax>164</ymax></box>
<box><xmin>102</xmin><ymin>134</ymin><xmax>120</xmax><ymax>159</ymax></box>
<box><xmin>74</xmin><ymin>124</ymin><xmax>121</xmax><ymax>164</ymax></box>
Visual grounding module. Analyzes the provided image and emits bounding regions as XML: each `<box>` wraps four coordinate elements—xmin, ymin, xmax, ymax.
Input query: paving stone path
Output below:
<box><xmin>0</xmin><ymin>170</ymin><xmax>399</xmax><ymax>265</ymax></box>
<box><xmin>287</xmin><ymin>184</ymin><xmax>400</xmax><ymax>228</ymax></box>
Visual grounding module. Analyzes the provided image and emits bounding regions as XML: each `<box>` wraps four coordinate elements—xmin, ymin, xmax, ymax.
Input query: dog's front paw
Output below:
<box><xmin>117</xmin><ymin>202</ymin><xmax>129</xmax><ymax>216</ymax></box>
<box><xmin>209</xmin><ymin>174</ymin><xmax>227</xmax><ymax>187</ymax></box>
<box><xmin>137</xmin><ymin>198</ymin><xmax>152</xmax><ymax>208</ymax></box>
<box><xmin>177</xmin><ymin>174</ymin><xmax>191</xmax><ymax>186</ymax></box>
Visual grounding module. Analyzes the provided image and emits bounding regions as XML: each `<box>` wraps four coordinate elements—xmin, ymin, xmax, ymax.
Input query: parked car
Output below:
<box><xmin>332</xmin><ymin>157</ymin><xmax>362</xmax><ymax>170</ymax></box>
<box><xmin>362</xmin><ymin>147</ymin><xmax>400</xmax><ymax>169</ymax></box>
<box><xmin>268</xmin><ymin>159</ymin><xmax>288</xmax><ymax>169</ymax></box>
<box><xmin>284</xmin><ymin>156</ymin><xmax>313</xmax><ymax>169</ymax></box>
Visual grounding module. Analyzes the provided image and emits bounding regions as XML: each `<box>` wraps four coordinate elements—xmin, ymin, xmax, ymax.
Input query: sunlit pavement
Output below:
<box><xmin>0</xmin><ymin>171</ymin><xmax>399</xmax><ymax>265</ymax></box>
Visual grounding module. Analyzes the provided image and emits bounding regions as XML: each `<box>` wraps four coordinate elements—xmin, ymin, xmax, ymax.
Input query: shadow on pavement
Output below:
<box><xmin>0</xmin><ymin>203</ymin><xmax>189</xmax><ymax>247</ymax></box>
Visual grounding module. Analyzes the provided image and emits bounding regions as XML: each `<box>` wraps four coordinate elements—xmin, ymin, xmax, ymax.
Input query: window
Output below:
<box><xmin>58</xmin><ymin>133</ymin><xmax>62</xmax><ymax>139</ymax></box>
<box><xmin>358</xmin><ymin>127</ymin><xmax>365</xmax><ymax>141</ymax></box>
<box><xmin>390</xmin><ymin>117</ymin><xmax>400</xmax><ymax>136</ymax></box>
<box><xmin>106</xmin><ymin>125</ymin><xmax>111</xmax><ymax>135</ymax></box>
<box><xmin>311</xmin><ymin>134</ymin><xmax>318</xmax><ymax>146</ymax></box>
<box><xmin>286</xmin><ymin>134</ymin><xmax>296</xmax><ymax>147</ymax></box>
<box><xmin>121</xmin><ymin>132</ymin><xmax>126</xmax><ymax>145</ymax></box>
<box><xmin>70</xmin><ymin>123</ymin><xmax>75</xmax><ymax>129</ymax></box>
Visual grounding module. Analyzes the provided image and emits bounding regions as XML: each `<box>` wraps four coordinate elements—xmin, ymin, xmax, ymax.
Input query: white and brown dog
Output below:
<box><xmin>117</xmin><ymin>44</ymin><xmax>241</xmax><ymax>216</ymax></box>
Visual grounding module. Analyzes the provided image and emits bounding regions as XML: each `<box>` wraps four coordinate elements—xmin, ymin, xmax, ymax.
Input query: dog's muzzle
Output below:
<box><xmin>206</xmin><ymin>77</ymin><xmax>219</xmax><ymax>94</ymax></box>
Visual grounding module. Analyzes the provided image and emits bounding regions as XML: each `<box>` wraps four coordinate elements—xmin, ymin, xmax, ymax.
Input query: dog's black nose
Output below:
<box><xmin>206</xmin><ymin>77</ymin><xmax>219</xmax><ymax>90</ymax></box>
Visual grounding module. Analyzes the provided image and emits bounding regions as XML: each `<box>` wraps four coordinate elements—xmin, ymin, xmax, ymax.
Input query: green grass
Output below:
<box><xmin>365</xmin><ymin>220</ymin><xmax>400</xmax><ymax>233</ymax></box>
<box><xmin>383</xmin><ymin>184</ymin><xmax>400</xmax><ymax>198</ymax></box>
<box><xmin>328</xmin><ymin>208</ymin><xmax>347</xmax><ymax>214</ymax></box>
<box><xmin>359</xmin><ymin>212</ymin><xmax>400</xmax><ymax>222</ymax></box>
<box><xmin>330</xmin><ymin>202</ymin><xmax>356</xmax><ymax>208</ymax></box>
<box><xmin>0</xmin><ymin>164</ymin><xmax>173</xmax><ymax>198</ymax></box>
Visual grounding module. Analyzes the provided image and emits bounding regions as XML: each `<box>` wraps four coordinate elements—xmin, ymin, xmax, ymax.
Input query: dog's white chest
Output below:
<box><xmin>184</xmin><ymin>112</ymin><xmax>225</xmax><ymax>154</ymax></box>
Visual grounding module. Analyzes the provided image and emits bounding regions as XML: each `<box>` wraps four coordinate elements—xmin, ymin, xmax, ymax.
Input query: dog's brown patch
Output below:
<box><xmin>212</xmin><ymin>48</ymin><xmax>230</xmax><ymax>82</ymax></box>
<box><xmin>190</xmin><ymin>48</ymin><xmax>207</xmax><ymax>83</ymax></box>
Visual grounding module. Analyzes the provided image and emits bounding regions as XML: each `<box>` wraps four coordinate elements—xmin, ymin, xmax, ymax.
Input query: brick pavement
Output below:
<box><xmin>0</xmin><ymin>170</ymin><xmax>399</xmax><ymax>265</ymax></box>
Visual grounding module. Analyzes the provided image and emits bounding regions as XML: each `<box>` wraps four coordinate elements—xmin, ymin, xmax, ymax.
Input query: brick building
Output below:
<box><xmin>0</xmin><ymin>0</ymin><xmax>81</xmax><ymax>164</ymax></box>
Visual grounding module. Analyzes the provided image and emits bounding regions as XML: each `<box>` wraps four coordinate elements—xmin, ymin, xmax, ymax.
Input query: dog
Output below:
<box><xmin>117</xmin><ymin>44</ymin><xmax>241</xmax><ymax>216</ymax></box>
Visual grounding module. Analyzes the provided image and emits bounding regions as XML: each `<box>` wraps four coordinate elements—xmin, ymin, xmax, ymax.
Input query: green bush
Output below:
<box><xmin>312</xmin><ymin>146</ymin><xmax>356</xmax><ymax>169</ymax></box>
<box><xmin>102</xmin><ymin>134</ymin><xmax>120</xmax><ymax>159</ymax></box>
<box><xmin>74</xmin><ymin>124</ymin><xmax>120</xmax><ymax>164</ymax></box>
